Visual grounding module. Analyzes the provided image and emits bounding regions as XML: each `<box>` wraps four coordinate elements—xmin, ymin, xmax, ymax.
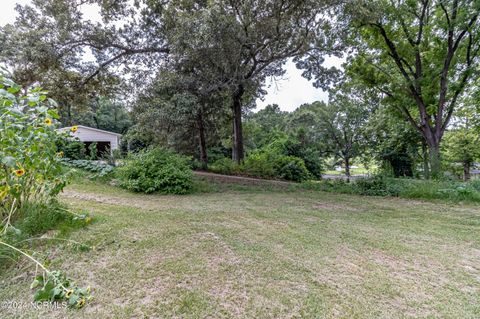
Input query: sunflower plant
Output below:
<box><xmin>0</xmin><ymin>73</ymin><xmax>67</xmax><ymax>223</ymax></box>
<box><xmin>0</xmin><ymin>73</ymin><xmax>92</xmax><ymax>307</ymax></box>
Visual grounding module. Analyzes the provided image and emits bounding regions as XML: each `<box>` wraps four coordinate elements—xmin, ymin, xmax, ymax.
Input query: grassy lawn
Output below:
<box><xmin>324</xmin><ymin>165</ymin><xmax>375</xmax><ymax>176</ymax></box>
<box><xmin>1</xmin><ymin>178</ymin><xmax>480</xmax><ymax>318</ymax></box>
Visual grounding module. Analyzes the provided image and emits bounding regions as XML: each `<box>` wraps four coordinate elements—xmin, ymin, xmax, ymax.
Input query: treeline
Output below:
<box><xmin>1</xmin><ymin>0</ymin><xmax>479</xmax><ymax>180</ymax></box>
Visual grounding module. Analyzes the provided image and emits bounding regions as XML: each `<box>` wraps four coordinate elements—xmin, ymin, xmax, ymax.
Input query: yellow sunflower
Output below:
<box><xmin>65</xmin><ymin>290</ymin><xmax>73</xmax><ymax>299</ymax></box>
<box><xmin>77</xmin><ymin>298</ymin><xmax>86</xmax><ymax>308</ymax></box>
<box><xmin>44</xmin><ymin>118</ymin><xmax>52</xmax><ymax>125</ymax></box>
<box><xmin>14</xmin><ymin>169</ymin><xmax>25</xmax><ymax>177</ymax></box>
<box><xmin>70</xmin><ymin>125</ymin><xmax>78</xmax><ymax>133</ymax></box>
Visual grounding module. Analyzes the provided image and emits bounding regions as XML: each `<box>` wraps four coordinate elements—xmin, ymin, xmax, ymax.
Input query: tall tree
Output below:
<box><xmin>345</xmin><ymin>0</ymin><xmax>480</xmax><ymax>178</ymax></box>
<box><xmin>315</xmin><ymin>86</ymin><xmax>374</xmax><ymax>181</ymax></box>
<box><xmin>167</xmin><ymin>0</ymin><xmax>338</xmax><ymax>163</ymax></box>
<box><xmin>132</xmin><ymin>67</ymin><xmax>230</xmax><ymax>168</ymax></box>
<box><xmin>0</xmin><ymin>0</ymin><xmax>120</xmax><ymax>125</ymax></box>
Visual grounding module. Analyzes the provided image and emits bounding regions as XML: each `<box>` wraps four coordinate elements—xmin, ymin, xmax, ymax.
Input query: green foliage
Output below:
<box><xmin>2</xmin><ymin>201</ymin><xmax>90</xmax><ymax>246</ymax></box>
<box><xmin>211</xmin><ymin>148</ymin><xmax>311</xmax><ymax>182</ymax></box>
<box><xmin>31</xmin><ymin>270</ymin><xmax>91</xmax><ymax>308</ymax></box>
<box><xmin>443</xmin><ymin>128</ymin><xmax>480</xmax><ymax>179</ymax></box>
<box><xmin>345</xmin><ymin>0</ymin><xmax>480</xmax><ymax>178</ymax></box>
<box><xmin>302</xmin><ymin>176</ymin><xmax>480</xmax><ymax>203</ymax></box>
<box><xmin>116</xmin><ymin>148</ymin><xmax>193</xmax><ymax>194</ymax></box>
<box><xmin>87</xmin><ymin>142</ymin><xmax>98</xmax><ymax>160</ymax></box>
<box><xmin>101</xmin><ymin>148</ymin><xmax>123</xmax><ymax>166</ymax></box>
<box><xmin>63</xmin><ymin>159</ymin><xmax>114</xmax><ymax>178</ymax></box>
<box><xmin>273</xmin><ymin>155</ymin><xmax>311</xmax><ymax>182</ymax></box>
<box><xmin>210</xmin><ymin>158</ymin><xmax>238</xmax><ymax>175</ymax></box>
<box><xmin>0</xmin><ymin>73</ymin><xmax>67</xmax><ymax>220</ymax></box>
<box><xmin>76</xmin><ymin>97</ymin><xmax>132</xmax><ymax>134</ymax></box>
<box><xmin>365</xmin><ymin>106</ymin><xmax>422</xmax><ymax>178</ymax></box>
<box><xmin>57</xmin><ymin>138</ymin><xmax>87</xmax><ymax>160</ymax></box>
<box><xmin>12</xmin><ymin>202</ymin><xmax>68</xmax><ymax>238</ymax></box>
<box><xmin>241</xmin><ymin>152</ymin><xmax>277</xmax><ymax>178</ymax></box>
<box><xmin>244</xmin><ymin>108</ymin><xmax>324</xmax><ymax>179</ymax></box>
<box><xmin>470</xmin><ymin>180</ymin><xmax>480</xmax><ymax>192</ymax></box>
<box><xmin>355</xmin><ymin>175</ymin><xmax>401</xmax><ymax>196</ymax></box>
<box><xmin>0</xmin><ymin>75</ymin><xmax>92</xmax><ymax>308</ymax></box>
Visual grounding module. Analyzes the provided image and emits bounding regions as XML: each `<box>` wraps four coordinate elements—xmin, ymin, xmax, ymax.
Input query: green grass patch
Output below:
<box><xmin>302</xmin><ymin>176</ymin><xmax>480</xmax><ymax>203</ymax></box>
<box><xmin>1</xmin><ymin>178</ymin><xmax>479</xmax><ymax>318</ymax></box>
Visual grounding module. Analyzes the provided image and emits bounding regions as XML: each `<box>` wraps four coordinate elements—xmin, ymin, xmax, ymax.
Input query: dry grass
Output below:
<box><xmin>1</xmin><ymin>179</ymin><xmax>479</xmax><ymax>318</ymax></box>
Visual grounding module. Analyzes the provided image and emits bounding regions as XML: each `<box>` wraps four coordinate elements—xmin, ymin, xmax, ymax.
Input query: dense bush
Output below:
<box><xmin>241</xmin><ymin>152</ymin><xmax>276</xmax><ymax>178</ymax></box>
<box><xmin>210</xmin><ymin>158</ymin><xmax>238</xmax><ymax>175</ymax></box>
<box><xmin>272</xmin><ymin>155</ymin><xmax>311</xmax><ymax>182</ymax></box>
<box><xmin>210</xmin><ymin>149</ymin><xmax>311</xmax><ymax>182</ymax></box>
<box><xmin>116</xmin><ymin>147</ymin><xmax>193</xmax><ymax>194</ymax></box>
<box><xmin>355</xmin><ymin>175</ymin><xmax>401</xmax><ymax>196</ymax></box>
<box><xmin>469</xmin><ymin>179</ymin><xmax>480</xmax><ymax>192</ymax></box>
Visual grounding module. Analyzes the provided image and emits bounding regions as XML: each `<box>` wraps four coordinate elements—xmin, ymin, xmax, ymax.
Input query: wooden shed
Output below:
<box><xmin>58</xmin><ymin>125</ymin><xmax>122</xmax><ymax>155</ymax></box>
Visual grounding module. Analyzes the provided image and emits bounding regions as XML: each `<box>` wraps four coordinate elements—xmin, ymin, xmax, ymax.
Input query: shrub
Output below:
<box><xmin>302</xmin><ymin>175</ymin><xmax>480</xmax><ymax>203</ymax></box>
<box><xmin>469</xmin><ymin>179</ymin><xmax>480</xmax><ymax>192</ymax></box>
<box><xmin>210</xmin><ymin>150</ymin><xmax>311</xmax><ymax>182</ymax></box>
<box><xmin>116</xmin><ymin>147</ymin><xmax>193</xmax><ymax>194</ymax></box>
<box><xmin>210</xmin><ymin>158</ymin><xmax>238</xmax><ymax>175</ymax></box>
<box><xmin>355</xmin><ymin>175</ymin><xmax>401</xmax><ymax>197</ymax></box>
<box><xmin>241</xmin><ymin>152</ymin><xmax>276</xmax><ymax>178</ymax></box>
<box><xmin>273</xmin><ymin>155</ymin><xmax>311</xmax><ymax>182</ymax></box>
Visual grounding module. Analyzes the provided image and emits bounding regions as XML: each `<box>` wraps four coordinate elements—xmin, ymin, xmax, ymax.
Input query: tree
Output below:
<box><xmin>132</xmin><ymin>66</ymin><xmax>230</xmax><ymax>168</ymax></box>
<box><xmin>345</xmin><ymin>0</ymin><xmax>480</xmax><ymax>178</ymax></box>
<box><xmin>0</xmin><ymin>1</ymin><xmax>120</xmax><ymax>125</ymax></box>
<box><xmin>366</xmin><ymin>106</ymin><xmax>424</xmax><ymax>178</ymax></box>
<box><xmin>166</xmin><ymin>0</ymin><xmax>338</xmax><ymax>163</ymax></box>
<box><xmin>443</xmin><ymin>128</ymin><xmax>480</xmax><ymax>181</ymax></box>
<box><xmin>75</xmin><ymin>96</ymin><xmax>131</xmax><ymax>133</ymax></box>
<box><xmin>443</xmin><ymin>102</ymin><xmax>480</xmax><ymax>181</ymax></box>
<box><xmin>244</xmin><ymin>104</ymin><xmax>288</xmax><ymax>150</ymax></box>
<box><xmin>315</xmin><ymin>87</ymin><xmax>373</xmax><ymax>181</ymax></box>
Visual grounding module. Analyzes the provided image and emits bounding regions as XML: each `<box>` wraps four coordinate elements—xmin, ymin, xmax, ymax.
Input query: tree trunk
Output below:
<box><xmin>422</xmin><ymin>141</ymin><xmax>430</xmax><ymax>179</ymax></box>
<box><xmin>197</xmin><ymin>110</ymin><xmax>208</xmax><ymax>170</ymax></box>
<box><xmin>427</xmin><ymin>142</ymin><xmax>442</xmax><ymax>179</ymax></box>
<box><xmin>463</xmin><ymin>161</ymin><xmax>471</xmax><ymax>181</ymax></box>
<box><xmin>345</xmin><ymin>157</ymin><xmax>351</xmax><ymax>183</ymax></box>
<box><xmin>66</xmin><ymin>102</ymin><xmax>72</xmax><ymax>126</ymax></box>
<box><xmin>232</xmin><ymin>84</ymin><xmax>245</xmax><ymax>164</ymax></box>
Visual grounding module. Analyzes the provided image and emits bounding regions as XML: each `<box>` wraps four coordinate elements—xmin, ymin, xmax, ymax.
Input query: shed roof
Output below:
<box><xmin>58</xmin><ymin>125</ymin><xmax>122</xmax><ymax>137</ymax></box>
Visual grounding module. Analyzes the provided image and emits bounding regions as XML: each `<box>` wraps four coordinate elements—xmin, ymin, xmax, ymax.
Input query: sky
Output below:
<box><xmin>1</xmin><ymin>0</ymin><xmax>342</xmax><ymax>112</ymax></box>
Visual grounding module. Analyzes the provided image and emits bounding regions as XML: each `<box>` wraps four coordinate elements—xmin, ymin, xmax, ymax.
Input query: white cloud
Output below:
<box><xmin>255</xmin><ymin>56</ymin><xmax>343</xmax><ymax>112</ymax></box>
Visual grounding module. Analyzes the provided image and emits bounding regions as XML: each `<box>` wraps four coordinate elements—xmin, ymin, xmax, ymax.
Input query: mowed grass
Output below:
<box><xmin>1</xmin><ymin>179</ymin><xmax>480</xmax><ymax>318</ymax></box>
